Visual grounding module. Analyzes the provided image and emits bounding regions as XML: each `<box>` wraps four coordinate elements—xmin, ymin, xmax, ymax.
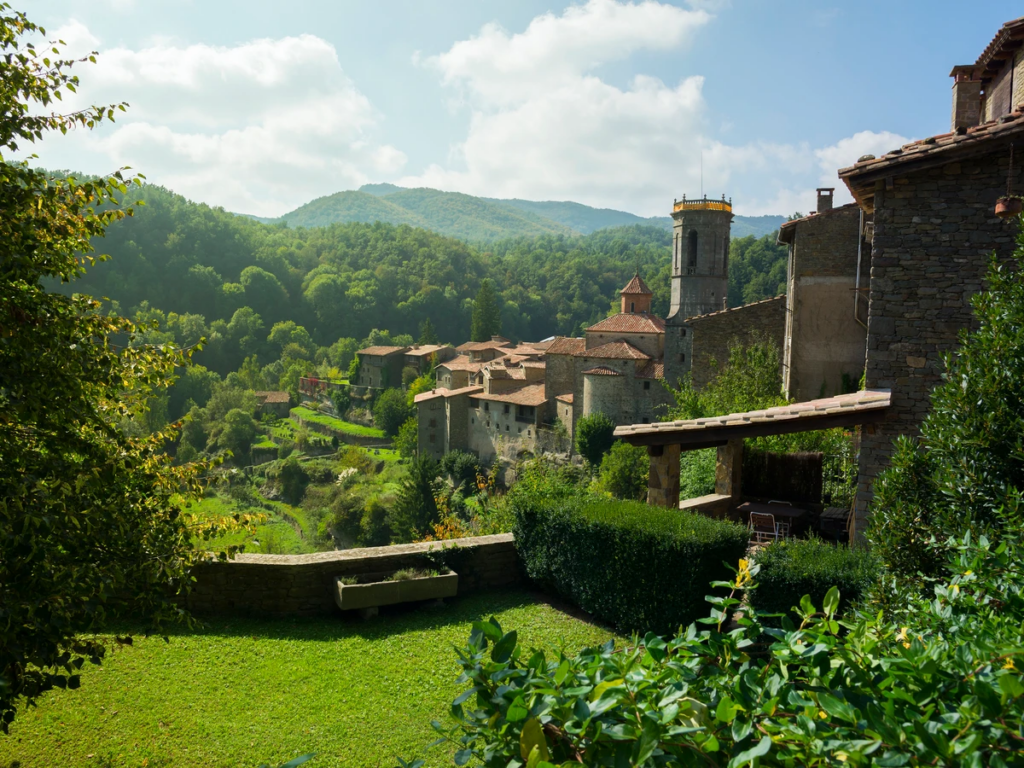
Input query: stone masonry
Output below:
<box><xmin>684</xmin><ymin>296</ymin><xmax>787</xmax><ymax>389</ymax></box>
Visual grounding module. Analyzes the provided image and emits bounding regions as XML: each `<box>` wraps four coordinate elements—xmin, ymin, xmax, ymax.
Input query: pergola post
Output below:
<box><xmin>647</xmin><ymin>444</ymin><xmax>680</xmax><ymax>508</ymax></box>
<box><xmin>715</xmin><ymin>439</ymin><xmax>743</xmax><ymax>501</ymax></box>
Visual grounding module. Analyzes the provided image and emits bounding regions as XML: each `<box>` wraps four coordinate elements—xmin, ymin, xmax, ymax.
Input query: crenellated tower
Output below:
<box><xmin>664</xmin><ymin>194</ymin><xmax>733</xmax><ymax>385</ymax></box>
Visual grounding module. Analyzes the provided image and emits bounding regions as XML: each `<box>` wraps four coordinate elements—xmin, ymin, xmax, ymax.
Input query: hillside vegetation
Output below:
<box><xmin>273</xmin><ymin>183</ymin><xmax>785</xmax><ymax>241</ymax></box>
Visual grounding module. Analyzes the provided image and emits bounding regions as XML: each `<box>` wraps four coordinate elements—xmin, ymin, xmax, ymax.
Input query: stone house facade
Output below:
<box><xmin>838</xmin><ymin>16</ymin><xmax>1024</xmax><ymax>536</ymax></box>
<box><xmin>254</xmin><ymin>390</ymin><xmax>291</xmax><ymax>417</ymax></box>
<box><xmin>355</xmin><ymin>346</ymin><xmax>408</xmax><ymax>389</ymax></box>
<box><xmin>777</xmin><ymin>191</ymin><xmax>870</xmax><ymax>401</ymax></box>
<box><xmin>402</xmin><ymin>344</ymin><xmax>456</xmax><ymax>377</ymax></box>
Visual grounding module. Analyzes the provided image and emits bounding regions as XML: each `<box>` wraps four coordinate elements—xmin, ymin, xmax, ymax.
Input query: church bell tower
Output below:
<box><xmin>664</xmin><ymin>194</ymin><xmax>733</xmax><ymax>385</ymax></box>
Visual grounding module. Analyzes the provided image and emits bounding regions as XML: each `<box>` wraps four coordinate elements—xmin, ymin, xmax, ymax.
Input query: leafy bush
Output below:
<box><xmin>277</xmin><ymin>458</ymin><xmax>309</xmax><ymax>504</ymax></box>
<box><xmin>512</xmin><ymin>494</ymin><xmax>748</xmax><ymax>634</ymax></box>
<box><xmin>373</xmin><ymin>388</ymin><xmax>415</xmax><ymax>438</ymax></box>
<box><xmin>749</xmin><ymin>537</ymin><xmax>877</xmax><ymax>621</ymax></box>
<box><xmin>574</xmin><ymin>412</ymin><xmax>616</xmax><ymax>467</ymax></box>
<box><xmin>424</xmin><ymin>531</ymin><xmax>1024</xmax><ymax>768</ymax></box>
<box><xmin>597</xmin><ymin>441</ymin><xmax>648</xmax><ymax>501</ymax></box>
<box><xmin>439</xmin><ymin>450</ymin><xmax>482</xmax><ymax>494</ymax></box>
<box><xmin>679</xmin><ymin>447</ymin><xmax>716</xmax><ymax>500</ymax></box>
<box><xmin>394</xmin><ymin>416</ymin><xmax>418</xmax><ymax>458</ymax></box>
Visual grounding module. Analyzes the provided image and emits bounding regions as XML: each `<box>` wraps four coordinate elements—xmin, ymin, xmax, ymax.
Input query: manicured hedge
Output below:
<box><xmin>749</xmin><ymin>537</ymin><xmax>877</xmax><ymax>621</ymax></box>
<box><xmin>512</xmin><ymin>495</ymin><xmax>749</xmax><ymax>635</ymax></box>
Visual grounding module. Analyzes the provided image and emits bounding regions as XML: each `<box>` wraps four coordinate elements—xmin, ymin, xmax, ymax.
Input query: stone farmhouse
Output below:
<box><xmin>614</xmin><ymin>14</ymin><xmax>1024</xmax><ymax>540</ymax></box>
<box><xmin>354</xmin><ymin>344</ymin><xmax>455</xmax><ymax>390</ymax></box>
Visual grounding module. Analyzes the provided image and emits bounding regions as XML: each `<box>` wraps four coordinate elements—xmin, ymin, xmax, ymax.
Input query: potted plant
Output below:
<box><xmin>995</xmin><ymin>195</ymin><xmax>1023</xmax><ymax>219</ymax></box>
<box><xmin>333</xmin><ymin>567</ymin><xmax>458</xmax><ymax>614</ymax></box>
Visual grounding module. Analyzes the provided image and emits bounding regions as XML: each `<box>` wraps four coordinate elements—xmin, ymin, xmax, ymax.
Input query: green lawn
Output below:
<box><xmin>187</xmin><ymin>495</ymin><xmax>316</xmax><ymax>555</ymax></box>
<box><xmin>0</xmin><ymin>591</ymin><xmax>617</xmax><ymax>768</ymax></box>
<box><xmin>290</xmin><ymin>407</ymin><xmax>384</xmax><ymax>439</ymax></box>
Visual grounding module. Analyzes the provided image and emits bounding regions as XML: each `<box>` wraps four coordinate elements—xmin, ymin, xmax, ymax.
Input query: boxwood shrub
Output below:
<box><xmin>512</xmin><ymin>494</ymin><xmax>749</xmax><ymax>635</ymax></box>
<box><xmin>749</xmin><ymin>537</ymin><xmax>877</xmax><ymax>621</ymax></box>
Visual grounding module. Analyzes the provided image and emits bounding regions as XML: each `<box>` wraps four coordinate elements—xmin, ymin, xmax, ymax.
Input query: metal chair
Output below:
<box><xmin>749</xmin><ymin>512</ymin><xmax>782</xmax><ymax>544</ymax></box>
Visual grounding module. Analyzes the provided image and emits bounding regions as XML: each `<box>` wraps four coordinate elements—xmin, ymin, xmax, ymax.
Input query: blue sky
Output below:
<box><xmin>28</xmin><ymin>0</ymin><xmax>1023</xmax><ymax>218</ymax></box>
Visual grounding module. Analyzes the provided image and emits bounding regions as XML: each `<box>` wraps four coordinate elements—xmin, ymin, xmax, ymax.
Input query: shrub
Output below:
<box><xmin>278</xmin><ymin>457</ymin><xmax>309</xmax><ymax>504</ymax></box>
<box><xmin>394</xmin><ymin>416</ymin><xmax>418</xmax><ymax>458</ymax></box>
<box><xmin>512</xmin><ymin>494</ymin><xmax>748</xmax><ymax>634</ymax></box>
<box><xmin>373</xmin><ymin>387</ymin><xmax>414</xmax><ymax>437</ymax></box>
<box><xmin>439</xmin><ymin>450</ymin><xmax>482</xmax><ymax>494</ymax></box>
<box><xmin>597</xmin><ymin>440</ymin><xmax>648</xmax><ymax>501</ymax></box>
<box><xmin>749</xmin><ymin>537</ymin><xmax>877</xmax><ymax>621</ymax></box>
<box><xmin>574</xmin><ymin>412</ymin><xmax>616</xmax><ymax>467</ymax></box>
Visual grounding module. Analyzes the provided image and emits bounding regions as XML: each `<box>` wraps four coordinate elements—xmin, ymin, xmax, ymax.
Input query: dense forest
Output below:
<box><xmin>72</xmin><ymin>183</ymin><xmax>788</xmax><ymax>376</ymax></box>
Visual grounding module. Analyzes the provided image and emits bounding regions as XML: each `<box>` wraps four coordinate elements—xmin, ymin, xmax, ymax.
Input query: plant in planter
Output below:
<box><xmin>333</xmin><ymin>567</ymin><xmax>458</xmax><ymax>615</ymax></box>
<box><xmin>996</xmin><ymin>144</ymin><xmax>1022</xmax><ymax>219</ymax></box>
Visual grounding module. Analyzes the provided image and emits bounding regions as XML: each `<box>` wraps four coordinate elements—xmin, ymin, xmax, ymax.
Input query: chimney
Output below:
<box><xmin>950</xmin><ymin>69</ymin><xmax>982</xmax><ymax>131</ymax></box>
<box><xmin>816</xmin><ymin>188</ymin><xmax>834</xmax><ymax>213</ymax></box>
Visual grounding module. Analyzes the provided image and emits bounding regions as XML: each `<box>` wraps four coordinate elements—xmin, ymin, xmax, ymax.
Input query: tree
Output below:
<box><xmin>598</xmin><ymin>441</ymin><xmax>649</xmax><ymax>501</ymax></box>
<box><xmin>388</xmin><ymin>456</ymin><xmax>440</xmax><ymax>542</ymax></box>
<box><xmin>418</xmin><ymin>317</ymin><xmax>438</xmax><ymax>345</ymax></box>
<box><xmin>470</xmin><ymin>278</ymin><xmax>502</xmax><ymax>341</ymax></box>
<box><xmin>218</xmin><ymin>408</ymin><xmax>257</xmax><ymax>463</ymax></box>
<box><xmin>574</xmin><ymin>412</ymin><xmax>617</xmax><ymax>467</ymax></box>
<box><xmin>394</xmin><ymin>416</ymin><xmax>418</xmax><ymax>458</ymax></box>
<box><xmin>0</xmin><ymin>8</ymin><xmax>231</xmax><ymax>728</ymax></box>
<box><xmin>278</xmin><ymin>457</ymin><xmax>309</xmax><ymax>505</ymax></box>
<box><xmin>373</xmin><ymin>388</ymin><xmax>414</xmax><ymax>437</ymax></box>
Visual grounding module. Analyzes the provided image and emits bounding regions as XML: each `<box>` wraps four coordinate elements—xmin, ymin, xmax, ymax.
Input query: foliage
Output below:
<box><xmin>0</xmin><ymin>7</ymin><xmax>240</xmax><ymax>729</ymax></box>
<box><xmin>329</xmin><ymin>384</ymin><xmax>350</xmax><ymax>417</ymax></box>
<box><xmin>871</xmin><ymin>248</ymin><xmax>1024</xmax><ymax>580</ymax></box>
<box><xmin>511</xmin><ymin>490</ymin><xmax>748</xmax><ymax>634</ymax></box>
<box><xmin>373</xmin><ymin>388</ymin><xmax>415</xmax><ymax>438</ymax></box>
<box><xmin>406</xmin><ymin>373</ymin><xmax>436</xmax><ymax>405</ymax></box>
<box><xmin>439</xmin><ymin>451</ymin><xmax>483</xmax><ymax>495</ymax></box>
<box><xmin>389</xmin><ymin>456</ymin><xmax>441</xmax><ymax>543</ymax></box>
<box><xmin>394</xmin><ymin>416</ymin><xmax>419</xmax><ymax>458</ymax></box>
<box><xmin>418</xmin><ymin>317</ymin><xmax>438</xmax><ymax>345</ymax></box>
<box><xmin>470</xmin><ymin>278</ymin><xmax>502</xmax><ymax>342</ymax></box>
<box><xmin>597</xmin><ymin>441</ymin><xmax>648</xmax><ymax>501</ymax></box>
<box><xmin>290</xmin><ymin>406</ymin><xmax>383</xmax><ymax>438</ymax></box>
<box><xmin>0</xmin><ymin>592</ymin><xmax>616</xmax><ymax>766</ymax></box>
<box><xmin>727</xmin><ymin>231</ymin><xmax>788</xmax><ymax>307</ymax></box>
<box><xmin>430</xmin><ymin>532</ymin><xmax>1024</xmax><ymax>767</ymax></box>
<box><xmin>679</xmin><ymin>448</ymin><xmax>716</xmax><ymax>500</ymax></box>
<box><xmin>217</xmin><ymin>408</ymin><xmax>257</xmax><ymax>463</ymax></box>
<box><xmin>277</xmin><ymin>458</ymin><xmax>310</xmax><ymax>505</ymax></box>
<box><xmin>749</xmin><ymin>538</ymin><xmax>878</xmax><ymax>622</ymax></box>
<box><xmin>573</xmin><ymin>412</ymin><xmax>617</xmax><ymax>467</ymax></box>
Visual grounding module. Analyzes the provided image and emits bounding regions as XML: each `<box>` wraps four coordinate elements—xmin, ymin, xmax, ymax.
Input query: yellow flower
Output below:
<box><xmin>951</xmin><ymin>584</ymin><xmax>960</xmax><ymax>595</ymax></box>
<box><xmin>818</xmin><ymin>710</ymin><xmax>828</xmax><ymax>719</ymax></box>
<box><xmin>1004</xmin><ymin>658</ymin><xmax>1017</xmax><ymax>671</ymax></box>
<box><xmin>896</xmin><ymin>627</ymin><xmax>909</xmax><ymax>642</ymax></box>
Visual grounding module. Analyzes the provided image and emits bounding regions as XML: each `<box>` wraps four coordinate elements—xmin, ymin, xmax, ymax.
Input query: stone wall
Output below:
<box><xmin>184</xmin><ymin>533</ymin><xmax>521</xmax><ymax>617</ymax></box>
<box><xmin>417</xmin><ymin>396</ymin><xmax>447</xmax><ymax>460</ymax></box>
<box><xmin>466</xmin><ymin>401</ymin><xmax>539</xmax><ymax>462</ymax></box>
<box><xmin>854</xmin><ymin>147</ymin><xmax>1022</xmax><ymax>537</ymax></box>
<box><xmin>687</xmin><ymin>296</ymin><xmax>787</xmax><ymax>389</ymax></box>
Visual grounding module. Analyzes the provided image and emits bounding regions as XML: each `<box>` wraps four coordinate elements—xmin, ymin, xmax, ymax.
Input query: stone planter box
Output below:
<box><xmin>333</xmin><ymin>570</ymin><xmax>458</xmax><ymax>612</ymax></box>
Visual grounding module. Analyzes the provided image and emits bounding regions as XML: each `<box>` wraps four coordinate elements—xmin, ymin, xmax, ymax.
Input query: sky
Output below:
<box><xmin>25</xmin><ymin>0</ymin><xmax>1024</xmax><ymax>218</ymax></box>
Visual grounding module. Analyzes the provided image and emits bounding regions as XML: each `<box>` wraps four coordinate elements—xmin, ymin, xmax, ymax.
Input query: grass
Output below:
<box><xmin>291</xmin><ymin>407</ymin><xmax>384</xmax><ymax>439</ymax></box>
<box><xmin>186</xmin><ymin>494</ymin><xmax>317</xmax><ymax>555</ymax></box>
<box><xmin>0</xmin><ymin>591</ymin><xmax>617</xmax><ymax>768</ymax></box>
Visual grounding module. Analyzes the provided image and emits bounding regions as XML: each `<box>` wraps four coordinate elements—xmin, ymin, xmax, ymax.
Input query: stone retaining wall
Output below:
<box><xmin>290</xmin><ymin>410</ymin><xmax>389</xmax><ymax>448</ymax></box>
<box><xmin>184</xmin><ymin>533</ymin><xmax>521</xmax><ymax>617</ymax></box>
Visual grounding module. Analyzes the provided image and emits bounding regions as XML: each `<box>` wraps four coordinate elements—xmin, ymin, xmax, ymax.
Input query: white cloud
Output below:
<box><xmin>26</xmin><ymin>24</ymin><xmax>405</xmax><ymax>216</ymax></box>
<box><xmin>403</xmin><ymin>0</ymin><xmax>908</xmax><ymax>218</ymax></box>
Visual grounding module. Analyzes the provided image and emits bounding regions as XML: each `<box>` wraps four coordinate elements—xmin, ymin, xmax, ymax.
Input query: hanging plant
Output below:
<box><xmin>996</xmin><ymin>142</ymin><xmax>1022</xmax><ymax>219</ymax></box>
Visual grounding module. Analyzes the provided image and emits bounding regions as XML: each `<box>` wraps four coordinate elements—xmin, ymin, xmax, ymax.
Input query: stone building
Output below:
<box><xmin>254</xmin><ymin>390</ymin><xmax>291</xmax><ymax>417</ymax></box>
<box><xmin>776</xmin><ymin>189</ymin><xmax>871</xmax><ymax>401</ymax></box>
<box><xmin>839</xmin><ymin>23</ymin><xmax>1024</xmax><ymax>535</ymax></box>
<box><xmin>354</xmin><ymin>345</ymin><xmax>408</xmax><ymax>389</ymax></box>
<box><xmin>402</xmin><ymin>344</ymin><xmax>456</xmax><ymax>377</ymax></box>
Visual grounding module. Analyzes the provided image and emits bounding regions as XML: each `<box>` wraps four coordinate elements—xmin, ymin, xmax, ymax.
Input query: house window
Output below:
<box><xmin>505</xmin><ymin>425</ymin><xmax>509</xmax><ymax>432</ymax></box>
<box><xmin>504</xmin><ymin>404</ymin><xmax>510</xmax><ymax>414</ymax></box>
<box><xmin>643</xmin><ymin>381</ymin><xmax>650</xmax><ymax>390</ymax></box>
<box><xmin>484</xmin><ymin>402</ymin><xmax>490</xmax><ymax>412</ymax></box>
<box><xmin>679</xmin><ymin>353</ymin><xmax>686</xmax><ymax>363</ymax></box>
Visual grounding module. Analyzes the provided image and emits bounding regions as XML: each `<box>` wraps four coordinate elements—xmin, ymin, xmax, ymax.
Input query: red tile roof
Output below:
<box><xmin>583</xmin><ymin>365</ymin><xmax>622</xmax><ymax>376</ymax></box>
<box><xmin>457</xmin><ymin>340</ymin><xmax>513</xmax><ymax>352</ymax></box>
<box><xmin>620</xmin><ymin>272</ymin><xmax>653</xmax><ymax>296</ymax></box>
<box><xmin>472</xmin><ymin>383</ymin><xmax>547</xmax><ymax>406</ymax></box>
<box><xmin>404</xmin><ymin>344</ymin><xmax>447</xmax><ymax>357</ymax></box>
<box><xmin>966</xmin><ymin>16</ymin><xmax>1024</xmax><ymax>74</ymax></box>
<box><xmin>580</xmin><ymin>341</ymin><xmax>650</xmax><ymax>360</ymax></box>
<box><xmin>546</xmin><ymin>337</ymin><xmax>587</xmax><ymax>356</ymax></box>
<box><xmin>413</xmin><ymin>385</ymin><xmax>483</xmax><ymax>404</ymax></box>
<box><xmin>555</xmin><ymin>393</ymin><xmax>574</xmax><ymax>403</ymax></box>
<box><xmin>839</xmin><ymin>108</ymin><xmax>1024</xmax><ymax>212</ymax></box>
<box><xmin>587</xmin><ymin>313</ymin><xmax>666</xmax><ymax>334</ymax></box>
<box><xmin>358</xmin><ymin>345</ymin><xmax>408</xmax><ymax>356</ymax></box>
<box><xmin>255</xmin><ymin>391</ymin><xmax>290</xmax><ymax>403</ymax></box>
<box><xmin>636</xmin><ymin>360</ymin><xmax>665</xmax><ymax>380</ymax></box>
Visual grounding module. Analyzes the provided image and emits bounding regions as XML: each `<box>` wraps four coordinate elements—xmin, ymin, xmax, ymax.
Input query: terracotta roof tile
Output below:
<box><xmin>472</xmin><ymin>383</ymin><xmax>547</xmax><ymax>407</ymax></box>
<box><xmin>358</xmin><ymin>345</ymin><xmax>408</xmax><ymax>356</ymax></box>
<box><xmin>255</xmin><ymin>391</ymin><xmax>290</xmax><ymax>403</ymax></box>
<box><xmin>580</xmin><ymin>341</ymin><xmax>650</xmax><ymax>360</ymax></box>
<box><xmin>583</xmin><ymin>365</ymin><xmax>622</xmax><ymax>376</ymax></box>
<box><xmin>620</xmin><ymin>273</ymin><xmax>653</xmax><ymax>296</ymax></box>
<box><xmin>587</xmin><ymin>313</ymin><xmax>666</xmax><ymax>334</ymax></box>
<box><xmin>555</xmin><ymin>393</ymin><xmax>574</xmax><ymax>403</ymax></box>
<box><xmin>413</xmin><ymin>385</ymin><xmax>483</xmax><ymax>404</ymax></box>
<box><xmin>404</xmin><ymin>344</ymin><xmax>447</xmax><ymax>357</ymax></box>
<box><xmin>546</xmin><ymin>337</ymin><xmax>587</xmax><ymax>355</ymax></box>
<box><xmin>636</xmin><ymin>360</ymin><xmax>665</xmax><ymax>380</ymax></box>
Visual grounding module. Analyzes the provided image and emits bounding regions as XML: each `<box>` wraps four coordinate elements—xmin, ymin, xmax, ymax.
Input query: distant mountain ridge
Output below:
<box><xmin>270</xmin><ymin>184</ymin><xmax>785</xmax><ymax>242</ymax></box>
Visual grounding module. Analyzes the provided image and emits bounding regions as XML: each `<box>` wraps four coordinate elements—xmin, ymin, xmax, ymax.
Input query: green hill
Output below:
<box><xmin>279</xmin><ymin>190</ymin><xmax>430</xmax><ymax>229</ymax></box>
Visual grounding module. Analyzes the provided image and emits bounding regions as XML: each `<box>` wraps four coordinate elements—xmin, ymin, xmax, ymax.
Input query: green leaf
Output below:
<box><xmin>279</xmin><ymin>754</ymin><xmax>316</xmax><ymax>768</ymax></box>
<box><xmin>454</xmin><ymin>748</ymin><xmax>472</xmax><ymax>766</ymax></box>
<box><xmin>520</xmin><ymin>718</ymin><xmax>550</xmax><ymax>762</ymax></box>
<box><xmin>716</xmin><ymin>697</ymin><xmax>739</xmax><ymax>724</ymax></box>
<box><xmin>727</xmin><ymin>735</ymin><xmax>771</xmax><ymax>767</ymax></box>
<box><xmin>491</xmin><ymin>630</ymin><xmax>518</xmax><ymax>663</ymax></box>
<box><xmin>822</xmin><ymin>586</ymin><xmax>840</xmax><ymax>618</ymax></box>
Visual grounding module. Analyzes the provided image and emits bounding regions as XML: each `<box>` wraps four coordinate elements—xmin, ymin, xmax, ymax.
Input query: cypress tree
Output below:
<box><xmin>418</xmin><ymin>317</ymin><xmax>438</xmax><ymax>345</ymax></box>
<box><xmin>471</xmin><ymin>279</ymin><xmax>501</xmax><ymax>341</ymax></box>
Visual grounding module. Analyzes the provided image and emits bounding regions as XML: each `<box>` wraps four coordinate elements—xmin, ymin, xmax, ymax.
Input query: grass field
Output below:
<box><xmin>0</xmin><ymin>591</ymin><xmax>617</xmax><ymax>768</ymax></box>
<box><xmin>186</xmin><ymin>494</ymin><xmax>318</xmax><ymax>555</ymax></box>
<box><xmin>290</xmin><ymin>407</ymin><xmax>384</xmax><ymax>439</ymax></box>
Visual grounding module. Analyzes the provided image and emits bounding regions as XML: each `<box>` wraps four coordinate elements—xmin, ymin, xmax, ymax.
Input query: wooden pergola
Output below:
<box><xmin>613</xmin><ymin>390</ymin><xmax>891</xmax><ymax>512</ymax></box>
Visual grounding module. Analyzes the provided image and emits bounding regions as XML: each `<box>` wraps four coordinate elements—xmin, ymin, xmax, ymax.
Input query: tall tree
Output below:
<box><xmin>470</xmin><ymin>278</ymin><xmax>502</xmax><ymax>341</ymax></box>
<box><xmin>0</xmin><ymin>7</ymin><xmax>233</xmax><ymax>728</ymax></box>
<box><xmin>418</xmin><ymin>317</ymin><xmax>438</xmax><ymax>345</ymax></box>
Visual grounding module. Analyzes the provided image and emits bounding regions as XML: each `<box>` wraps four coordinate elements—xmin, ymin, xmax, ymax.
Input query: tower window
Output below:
<box><xmin>687</xmin><ymin>230</ymin><xmax>698</xmax><ymax>270</ymax></box>
<box><xmin>630</xmin><ymin>301</ymin><xmax>635</xmax><ymax>312</ymax></box>
<box><xmin>679</xmin><ymin>353</ymin><xmax>686</xmax><ymax>363</ymax></box>
<box><xmin>643</xmin><ymin>381</ymin><xmax>650</xmax><ymax>390</ymax></box>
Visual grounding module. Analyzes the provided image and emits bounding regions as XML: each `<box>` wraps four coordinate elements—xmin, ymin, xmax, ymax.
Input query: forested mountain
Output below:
<box><xmin>270</xmin><ymin>183</ymin><xmax>786</xmax><ymax>242</ymax></box>
<box><xmin>68</xmin><ymin>183</ymin><xmax>787</xmax><ymax>380</ymax></box>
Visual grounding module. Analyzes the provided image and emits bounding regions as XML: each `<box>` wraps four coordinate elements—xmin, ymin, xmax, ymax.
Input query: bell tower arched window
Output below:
<box><xmin>686</xmin><ymin>230</ymin><xmax>698</xmax><ymax>273</ymax></box>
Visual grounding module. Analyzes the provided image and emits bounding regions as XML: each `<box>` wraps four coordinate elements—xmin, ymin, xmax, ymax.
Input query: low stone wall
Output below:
<box><xmin>290</xmin><ymin>410</ymin><xmax>390</xmax><ymax>448</ymax></box>
<box><xmin>184</xmin><ymin>533</ymin><xmax>521</xmax><ymax>617</ymax></box>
